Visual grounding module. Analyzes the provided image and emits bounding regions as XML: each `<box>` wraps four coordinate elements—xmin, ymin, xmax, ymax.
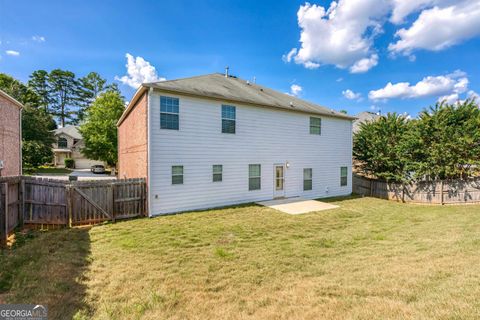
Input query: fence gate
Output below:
<box><xmin>1</xmin><ymin>177</ymin><xmax>146</xmax><ymax>245</ymax></box>
<box><xmin>69</xmin><ymin>181</ymin><xmax>114</xmax><ymax>225</ymax></box>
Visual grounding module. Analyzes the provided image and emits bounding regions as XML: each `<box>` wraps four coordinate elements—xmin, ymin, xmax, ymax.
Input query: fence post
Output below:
<box><xmin>19</xmin><ymin>178</ymin><xmax>24</xmax><ymax>227</ymax></box>
<box><xmin>67</xmin><ymin>185</ymin><xmax>73</xmax><ymax>228</ymax></box>
<box><xmin>369</xmin><ymin>179</ymin><xmax>373</xmax><ymax>197</ymax></box>
<box><xmin>111</xmin><ymin>183</ymin><xmax>116</xmax><ymax>223</ymax></box>
<box><xmin>440</xmin><ymin>180</ymin><xmax>444</xmax><ymax>205</ymax></box>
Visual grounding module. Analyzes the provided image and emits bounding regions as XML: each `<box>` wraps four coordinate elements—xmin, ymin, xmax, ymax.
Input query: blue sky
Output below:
<box><xmin>1</xmin><ymin>0</ymin><xmax>480</xmax><ymax>117</ymax></box>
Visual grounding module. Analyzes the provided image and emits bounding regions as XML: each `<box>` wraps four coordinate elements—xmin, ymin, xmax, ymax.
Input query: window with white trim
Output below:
<box><xmin>249</xmin><ymin>164</ymin><xmax>261</xmax><ymax>190</ymax></box>
<box><xmin>304</xmin><ymin>168</ymin><xmax>312</xmax><ymax>191</ymax></box>
<box><xmin>222</xmin><ymin>105</ymin><xmax>236</xmax><ymax>133</ymax></box>
<box><xmin>172</xmin><ymin>165</ymin><xmax>183</xmax><ymax>184</ymax></box>
<box><xmin>340</xmin><ymin>167</ymin><xmax>348</xmax><ymax>186</ymax></box>
<box><xmin>160</xmin><ymin>96</ymin><xmax>179</xmax><ymax>130</ymax></box>
<box><xmin>310</xmin><ymin>117</ymin><xmax>321</xmax><ymax>135</ymax></box>
<box><xmin>213</xmin><ymin>165</ymin><xmax>222</xmax><ymax>182</ymax></box>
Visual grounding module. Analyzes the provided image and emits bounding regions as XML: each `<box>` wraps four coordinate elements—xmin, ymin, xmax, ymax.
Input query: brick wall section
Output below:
<box><xmin>0</xmin><ymin>95</ymin><xmax>21</xmax><ymax>176</ymax></box>
<box><xmin>118</xmin><ymin>91</ymin><xmax>148</xmax><ymax>179</ymax></box>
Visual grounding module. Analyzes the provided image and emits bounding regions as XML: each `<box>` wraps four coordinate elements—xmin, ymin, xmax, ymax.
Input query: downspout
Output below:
<box><xmin>147</xmin><ymin>87</ymin><xmax>153</xmax><ymax>217</ymax></box>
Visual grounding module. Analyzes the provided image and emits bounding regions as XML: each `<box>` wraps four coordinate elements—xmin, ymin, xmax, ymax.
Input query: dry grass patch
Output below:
<box><xmin>2</xmin><ymin>197</ymin><xmax>480</xmax><ymax>319</ymax></box>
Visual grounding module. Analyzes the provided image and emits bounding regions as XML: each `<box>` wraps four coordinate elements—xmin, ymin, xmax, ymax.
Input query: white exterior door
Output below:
<box><xmin>274</xmin><ymin>164</ymin><xmax>285</xmax><ymax>198</ymax></box>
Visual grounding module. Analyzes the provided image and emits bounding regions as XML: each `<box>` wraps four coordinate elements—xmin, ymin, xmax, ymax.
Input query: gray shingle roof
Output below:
<box><xmin>144</xmin><ymin>73</ymin><xmax>355</xmax><ymax>120</ymax></box>
<box><xmin>53</xmin><ymin>125</ymin><xmax>83</xmax><ymax>139</ymax></box>
<box><xmin>353</xmin><ymin>111</ymin><xmax>381</xmax><ymax>133</ymax></box>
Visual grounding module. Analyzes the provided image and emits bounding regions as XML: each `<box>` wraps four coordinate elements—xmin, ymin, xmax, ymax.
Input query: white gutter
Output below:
<box><xmin>147</xmin><ymin>87</ymin><xmax>153</xmax><ymax>217</ymax></box>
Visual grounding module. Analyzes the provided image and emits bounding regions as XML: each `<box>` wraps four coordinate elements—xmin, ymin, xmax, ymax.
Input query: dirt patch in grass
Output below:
<box><xmin>2</xmin><ymin>197</ymin><xmax>480</xmax><ymax>319</ymax></box>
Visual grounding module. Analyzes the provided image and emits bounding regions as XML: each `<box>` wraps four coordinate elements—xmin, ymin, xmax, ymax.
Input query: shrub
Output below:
<box><xmin>64</xmin><ymin>158</ymin><xmax>75</xmax><ymax>169</ymax></box>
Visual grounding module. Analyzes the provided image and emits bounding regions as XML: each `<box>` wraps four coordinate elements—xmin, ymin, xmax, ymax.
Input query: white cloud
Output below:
<box><xmin>290</xmin><ymin>84</ymin><xmax>303</xmax><ymax>96</ymax></box>
<box><xmin>389</xmin><ymin>1</ymin><xmax>480</xmax><ymax>55</ymax></box>
<box><xmin>437</xmin><ymin>93</ymin><xmax>459</xmax><ymax>104</ymax></box>
<box><xmin>115</xmin><ymin>53</ymin><xmax>165</xmax><ymax>88</ymax></box>
<box><xmin>286</xmin><ymin>1</ymin><xmax>480</xmax><ymax>70</ymax></box>
<box><xmin>342</xmin><ymin>89</ymin><xmax>361</xmax><ymax>100</ymax></box>
<box><xmin>287</xmin><ymin>1</ymin><xmax>389</xmax><ymax>73</ymax></box>
<box><xmin>369</xmin><ymin>71</ymin><xmax>469</xmax><ymax>100</ymax></box>
<box><xmin>350</xmin><ymin>54</ymin><xmax>378</xmax><ymax>73</ymax></box>
<box><xmin>32</xmin><ymin>35</ymin><xmax>46</xmax><ymax>42</ymax></box>
<box><xmin>389</xmin><ymin>0</ymin><xmax>438</xmax><ymax>24</ymax></box>
<box><xmin>5</xmin><ymin>50</ymin><xmax>20</xmax><ymax>56</ymax></box>
<box><xmin>282</xmin><ymin>48</ymin><xmax>297</xmax><ymax>63</ymax></box>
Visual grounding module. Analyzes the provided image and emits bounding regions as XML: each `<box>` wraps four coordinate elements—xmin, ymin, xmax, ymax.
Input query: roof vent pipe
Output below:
<box><xmin>225</xmin><ymin>66</ymin><xmax>229</xmax><ymax>77</ymax></box>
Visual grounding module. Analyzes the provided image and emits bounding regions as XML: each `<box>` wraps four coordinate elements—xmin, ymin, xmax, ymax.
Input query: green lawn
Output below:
<box><xmin>1</xmin><ymin>197</ymin><xmax>480</xmax><ymax>319</ymax></box>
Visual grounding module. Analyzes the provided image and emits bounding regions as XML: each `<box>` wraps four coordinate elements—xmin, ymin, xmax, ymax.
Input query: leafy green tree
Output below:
<box><xmin>353</xmin><ymin>113</ymin><xmax>411</xmax><ymax>182</ymax></box>
<box><xmin>0</xmin><ymin>73</ymin><xmax>40</xmax><ymax>107</ymax></box>
<box><xmin>79</xmin><ymin>90</ymin><xmax>125</xmax><ymax>168</ymax></box>
<box><xmin>28</xmin><ymin>70</ymin><xmax>51</xmax><ymax>112</ymax></box>
<box><xmin>77</xmin><ymin>72</ymin><xmax>107</xmax><ymax>122</ymax></box>
<box><xmin>48</xmin><ymin>69</ymin><xmax>80</xmax><ymax>127</ymax></box>
<box><xmin>0</xmin><ymin>73</ymin><xmax>55</xmax><ymax>168</ymax></box>
<box><xmin>407</xmin><ymin>100</ymin><xmax>480</xmax><ymax>180</ymax></box>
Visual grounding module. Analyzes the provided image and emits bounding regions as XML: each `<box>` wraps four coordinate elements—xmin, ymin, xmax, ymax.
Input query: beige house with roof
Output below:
<box><xmin>52</xmin><ymin>126</ymin><xmax>104</xmax><ymax>169</ymax></box>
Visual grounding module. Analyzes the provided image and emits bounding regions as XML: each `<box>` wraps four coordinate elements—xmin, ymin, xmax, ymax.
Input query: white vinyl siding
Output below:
<box><xmin>148</xmin><ymin>91</ymin><xmax>352</xmax><ymax>215</ymax></box>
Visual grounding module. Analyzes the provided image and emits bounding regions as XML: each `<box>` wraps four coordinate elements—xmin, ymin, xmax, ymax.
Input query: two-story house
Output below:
<box><xmin>52</xmin><ymin>126</ymin><xmax>104</xmax><ymax>169</ymax></box>
<box><xmin>0</xmin><ymin>89</ymin><xmax>22</xmax><ymax>176</ymax></box>
<box><xmin>117</xmin><ymin>73</ymin><xmax>355</xmax><ymax>215</ymax></box>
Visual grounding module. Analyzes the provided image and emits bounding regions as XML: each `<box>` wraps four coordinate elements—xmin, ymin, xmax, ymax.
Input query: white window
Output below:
<box><xmin>160</xmin><ymin>96</ymin><xmax>179</xmax><ymax>130</ymax></box>
<box><xmin>213</xmin><ymin>165</ymin><xmax>222</xmax><ymax>182</ymax></box>
<box><xmin>340</xmin><ymin>167</ymin><xmax>348</xmax><ymax>186</ymax></box>
<box><xmin>249</xmin><ymin>164</ymin><xmax>261</xmax><ymax>190</ymax></box>
<box><xmin>172</xmin><ymin>166</ymin><xmax>183</xmax><ymax>184</ymax></box>
<box><xmin>304</xmin><ymin>168</ymin><xmax>312</xmax><ymax>191</ymax></box>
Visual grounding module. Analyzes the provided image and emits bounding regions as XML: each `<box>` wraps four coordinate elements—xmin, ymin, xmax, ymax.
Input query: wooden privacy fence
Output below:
<box><xmin>353</xmin><ymin>174</ymin><xmax>480</xmax><ymax>204</ymax></box>
<box><xmin>1</xmin><ymin>176</ymin><xmax>147</xmax><ymax>245</ymax></box>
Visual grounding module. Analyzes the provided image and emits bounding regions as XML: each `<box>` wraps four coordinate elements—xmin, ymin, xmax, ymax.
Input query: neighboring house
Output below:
<box><xmin>0</xmin><ymin>89</ymin><xmax>22</xmax><ymax>176</ymax></box>
<box><xmin>118</xmin><ymin>73</ymin><xmax>355</xmax><ymax>215</ymax></box>
<box><xmin>52</xmin><ymin>126</ymin><xmax>104</xmax><ymax>169</ymax></box>
<box><xmin>353</xmin><ymin>111</ymin><xmax>381</xmax><ymax>133</ymax></box>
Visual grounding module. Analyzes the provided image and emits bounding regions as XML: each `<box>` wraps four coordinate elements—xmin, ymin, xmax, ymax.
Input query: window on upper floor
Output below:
<box><xmin>212</xmin><ymin>165</ymin><xmax>223</xmax><ymax>182</ymax></box>
<box><xmin>222</xmin><ymin>105</ymin><xmax>236</xmax><ymax>134</ymax></box>
<box><xmin>310</xmin><ymin>117</ymin><xmax>322</xmax><ymax>135</ymax></box>
<box><xmin>172</xmin><ymin>165</ymin><xmax>184</xmax><ymax>184</ymax></box>
<box><xmin>249</xmin><ymin>164</ymin><xmax>261</xmax><ymax>190</ymax></box>
<box><xmin>58</xmin><ymin>137</ymin><xmax>67</xmax><ymax>148</ymax></box>
<box><xmin>160</xmin><ymin>96</ymin><xmax>179</xmax><ymax>130</ymax></box>
<box><xmin>304</xmin><ymin>168</ymin><xmax>312</xmax><ymax>191</ymax></box>
<box><xmin>340</xmin><ymin>167</ymin><xmax>348</xmax><ymax>186</ymax></box>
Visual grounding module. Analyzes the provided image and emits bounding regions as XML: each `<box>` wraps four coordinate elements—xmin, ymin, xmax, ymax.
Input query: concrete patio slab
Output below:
<box><xmin>257</xmin><ymin>197</ymin><xmax>339</xmax><ymax>215</ymax></box>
